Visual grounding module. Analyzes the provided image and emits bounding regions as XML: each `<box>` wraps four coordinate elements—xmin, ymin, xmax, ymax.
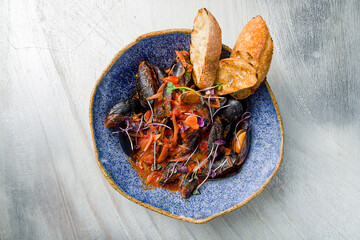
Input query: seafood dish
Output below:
<box><xmin>105</xmin><ymin>51</ymin><xmax>251</xmax><ymax>198</ymax></box>
<box><xmin>104</xmin><ymin>8</ymin><xmax>273</xmax><ymax>198</ymax></box>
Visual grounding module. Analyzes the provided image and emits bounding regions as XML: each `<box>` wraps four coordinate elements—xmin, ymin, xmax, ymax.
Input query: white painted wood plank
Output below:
<box><xmin>1</xmin><ymin>0</ymin><xmax>359</xmax><ymax>239</ymax></box>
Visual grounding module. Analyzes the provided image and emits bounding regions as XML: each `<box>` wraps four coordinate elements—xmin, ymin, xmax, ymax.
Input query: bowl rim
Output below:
<box><xmin>89</xmin><ymin>28</ymin><xmax>284</xmax><ymax>224</ymax></box>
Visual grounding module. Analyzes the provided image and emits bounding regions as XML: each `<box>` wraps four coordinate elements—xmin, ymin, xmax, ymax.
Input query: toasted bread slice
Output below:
<box><xmin>231</xmin><ymin>15</ymin><xmax>273</xmax><ymax>85</ymax></box>
<box><xmin>216</xmin><ymin>58</ymin><xmax>258</xmax><ymax>99</ymax></box>
<box><xmin>190</xmin><ymin>8</ymin><xmax>222</xmax><ymax>89</ymax></box>
<box><xmin>216</xmin><ymin>16</ymin><xmax>273</xmax><ymax>99</ymax></box>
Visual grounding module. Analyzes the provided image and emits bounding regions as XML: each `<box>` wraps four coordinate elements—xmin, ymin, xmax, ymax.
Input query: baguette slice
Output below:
<box><xmin>190</xmin><ymin>8</ymin><xmax>222</xmax><ymax>89</ymax></box>
<box><xmin>216</xmin><ymin>16</ymin><xmax>273</xmax><ymax>99</ymax></box>
<box><xmin>216</xmin><ymin>58</ymin><xmax>258</xmax><ymax>99</ymax></box>
<box><xmin>231</xmin><ymin>15</ymin><xmax>273</xmax><ymax>89</ymax></box>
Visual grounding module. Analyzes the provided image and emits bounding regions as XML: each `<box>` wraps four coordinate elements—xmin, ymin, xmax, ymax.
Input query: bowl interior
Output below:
<box><xmin>90</xmin><ymin>30</ymin><xmax>282</xmax><ymax>222</ymax></box>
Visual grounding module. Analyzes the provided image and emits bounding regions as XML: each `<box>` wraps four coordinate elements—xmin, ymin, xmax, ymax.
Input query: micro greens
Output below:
<box><xmin>234</xmin><ymin>112</ymin><xmax>252</xmax><ymax>151</ymax></box>
<box><xmin>193</xmin><ymin>140</ymin><xmax>225</xmax><ymax>195</ymax></box>
<box><xmin>182</xmin><ymin>145</ymin><xmax>199</xmax><ymax>166</ymax></box>
<box><xmin>213</xmin><ymin>158</ymin><xmax>228</xmax><ymax>173</ymax></box>
<box><xmin>124</xmin><ymin>129</ymin><xmax>134</xmax><ymax>150</ymax></box>
<box><xmin>166</xmin><ymin>82</ymin><xmax>224</xmax><ymax>99</ymax></box>
<box><xmin>147</xmin><ymin>123</ymin><xmax>172</xmax><ymax>130</ymax></box>
<box><xmin>135</xmin><ymin>115</ymin><xmax>143</xmax><ymax>148</ymax></box>
<box><xmin>151</xmin><ymin>141</ymin><xmax>161</xmax><ymax>171</ymax></box>
<box><xmin>146</xmin><ymin>100</ymin><xmax>154</xmax><ymax>125</ymax></box>
<box><xmin>212</xmin><ymin>104</ymin><xmax>230</xmax><ymax>118</ymax></box>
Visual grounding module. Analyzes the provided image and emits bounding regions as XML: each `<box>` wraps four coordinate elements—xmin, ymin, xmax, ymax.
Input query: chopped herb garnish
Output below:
<box><xmin>192</xmin><ymin>189</ymin><xmax>200</xmax><ymax>195</ymax></box>
<box><xmin>216</xmin><ymin>81</ymin><xmax>222</xmax><ymax>90</ymax></box>
<box><xmin>166</xmin><ymin>82</ymin><xmax>223</xmax><ymax>100</ymax></box>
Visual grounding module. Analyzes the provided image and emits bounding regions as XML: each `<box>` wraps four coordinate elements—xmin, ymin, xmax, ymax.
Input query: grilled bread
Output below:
<box><xmin>190</xmin><ymin>8</ymin><xmax>222</xmax><ymax>89</ymax></box>
<box><xmin>216</xmin><ymin>16</ymin><xmax>273</xmax><ymax>99</ymax></box>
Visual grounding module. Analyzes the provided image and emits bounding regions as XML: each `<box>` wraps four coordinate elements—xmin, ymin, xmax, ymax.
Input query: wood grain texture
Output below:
<box><xmin>1</xmin><ymin>0</ymin><xmax>359</xmax><ymax>239</ymax></box>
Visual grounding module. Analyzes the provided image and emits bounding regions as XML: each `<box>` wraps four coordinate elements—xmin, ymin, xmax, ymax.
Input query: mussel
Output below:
<box><xmin>219</xmin><ymin>99</ymin><xmax>244</xmax><ymax>123</ymax></box>
<box><xmin>104</xmin><ymin>98</ymin><xmax>142</xmax><ymax>128</ymax></box>
<box><xmin>211</xmin><ymin>153</ymin><xmax>240</xmax><ymax>178</ymax></box>
<box><xmin>137</xmin><ymin>61</ymin><xmax>159</xmax><ymax>109</ymax></box>
<box><xmin>180</xmin><ymin>91</ymin><xmax>200</xmax><ymax>104</ymax></box>
<box><xmin>179</xmin><ymin>174</ymin><xmax>198</xmax><ymax>199</ymax></box>
<box><xmin>153</xmin><ymin>66</ymin><xmax>167</xmax><ymax>85</ymax></box>
<box><xmin>118</xmin><ymin>131</ymin><xmax>133</xmax><ymax>156</ymax></box>
<box><xmin>231</xmin><ymin>120</ymin><xmax>250</xmax><ymax>166</ymax></box>
<box><xmin>159</xmin><ymin>163</ymin><xmax>182</xmax><ymax>185</ymax></box>
<box><xmin>207</xmin><ymin>117</ymin><xmax>224</xmax><ymax>155</ymax></box>
<box><xmin>170</xmin><ymin>60</ymin><xmax>192</xmax><ymax>87</ymax></box>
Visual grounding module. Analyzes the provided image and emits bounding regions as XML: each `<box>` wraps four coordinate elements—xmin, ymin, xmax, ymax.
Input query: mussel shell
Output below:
<box><xmin>180</xmin><ymin>91</ymin><xmax>200</xmax><ymax>104</ymax></box>
<box><xmin>159</xmin><ymin>163</ymin><xmax>182</xmax><ymax>184</ymax></box>
<box><xmin>207</xmin><ymin>117</ymin><xmax>224</xmax><ymax>155</ymax></box>
<box><xmin>118</xmin><ymin>131</ymin><xmax>133</xmax><ymax>156</ymax></box>
<box><xmin>154</xmin><ymin>66</ymin><xmax>167</xmax><ymax>85</ymax></box>
<box><xmin>232</xmin><ymin>127</ymin><xmax>250</xmax><ymax>167</ymax></box>
<box><xmin>180</xmin><ymin>128</ymin><xmax>200</xmax><ymax>155</ymax></box>
<box><xmin>171</xmin><ymin>60</ymin><xmax>184</xmax><ymax>77</ymax></box>
<box><xmin>137</xmin><ymin>61</ymin><xmax>159</xmax><ymax>109</ymax></box>
<box><xmin>211</xmin><ymin>153</ymin><xmax>240</xmax><ymax>179</ymax></box>
<box><xmin>179</xmin><ymin>174</ymin><xmax>198</xmax><ymax>199</ymax></box>
<box><xmin>219</xmin><ymin>99</ymin><xmax>244</xmax><ymax>123</ymax></box>
<box><xmin>105</xmin><ymin>98</ymin><xmax>142</xmax><ymax>128</ymax></box>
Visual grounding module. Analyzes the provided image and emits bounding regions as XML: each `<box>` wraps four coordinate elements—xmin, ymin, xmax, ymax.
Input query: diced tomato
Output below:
<box><xmin>163</xmin><ymin>76</ymin><xmax>180</xmax><ymax>84</ymax></box>
<box><xmin>144</xmin><ymin>110</ymin><xmax>151</xmax><ymax>122</ymax></box>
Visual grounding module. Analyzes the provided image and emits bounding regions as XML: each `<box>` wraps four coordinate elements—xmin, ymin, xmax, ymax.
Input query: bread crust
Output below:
<box><xmin>216</xmin><ymin>58</ymin><xmax>258</xmax><ymax>99</ymax></box>
<box><xmin>190</xmin><ymin>8</ymin><xmax>222</xmax><ymax>89</ymax></box>
<box><xmin>231</xmin><ymin>16</ymin><xmax>273</xmax><ymax>92</ymax></box>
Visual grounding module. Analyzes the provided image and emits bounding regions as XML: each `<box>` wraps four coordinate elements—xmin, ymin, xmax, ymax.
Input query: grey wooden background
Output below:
<box><xmin>1</xmin><ymin>0</ymin><xmax>359</xmax><ymax>239</ymax></box>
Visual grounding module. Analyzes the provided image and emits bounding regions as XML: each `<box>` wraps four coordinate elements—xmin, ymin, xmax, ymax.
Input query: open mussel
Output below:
<box><xmin>232</xmin><ymin>119</ymin><xmax>250</xmax><ymax>166</ymax></box>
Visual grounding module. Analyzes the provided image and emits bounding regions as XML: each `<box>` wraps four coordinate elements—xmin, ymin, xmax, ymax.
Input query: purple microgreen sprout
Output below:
<box><xmin>234</xmin><ymin>112</ymin><xmax>251</xmax><ymax>150</ymax></box>
<box><xmin>166</xmin><ymin>82</ymin><xmax>224</xmax><ymax>100</ymax></box>
<box><xmin>212</xmin><ymin>104</ymin><xmax>230</xmax><ymax>118</ymax></box>
<box><xmin>151</xmin><ymin>141</ymin><xmax>161</xmax><ymax>171</ymax></box>
<box><xmin>205</xmin><ymin>88</ymin><xmax>215</xmax><ymax>95</ymax></box>
<box><xmin>114</xmin><ymin>119</ymin><xmax>134</xmax><ymax>151</ymax></box>
<box><xmin>196</xmin><ymin>86</ymin><xmax>217</xmax><ymax>93</ymax></box>
<box><xmin>147</xmin><ymin>123</ymin><xmax>172</xmax><ymax>130</ymax></box>
<box><xmin>125</xmin><ymin>131</ymin><xmax>134</xmax><ymax>151</ymax></box>
<box><xmin>207</xmin><ymin>97</ymin><xmax>213</xmax><ymax>123</ymax></box>
<box><xmin>213</xmin><ymin>158</ymin><xmax>228</xmax><ymax>173</ymax></box>
<box><xmin>146</xmin><ymin>100</ymin><xmax>154</xmax><ymax>125</ymax></box>
<box><xmin>163</xmin><ymin>146</ymin><xmax>198</xmax><ymax>185</ymax></box>
<box><xmin>124</xmin><ymin>116</ymin><xmax>132</xmax><ymax>122</ymax></box>
<box><xmin>193</xmin><ymin>143</ymin><xmax>215</xmax><ymax>173</ymax></box>
<box><xmin>197</xmin><ymin>117</ymin><xmax>204</xmax><ymax>127</ymax></box>
<box><xmin>135</xmin><ymin>115</ymin><xmax>143</xmax><ymax>147</ymax></box>
<box><xmin>177</xmin><ymin>165</ymin><xmax>188</xmax><ymax>173</ymax></box>
<box><xmin>193</xmin><ymin>140</ymin><xmax>225</xmax><ymax>195</ymax></box>
<box><xmin>180</xmin><ymin>125</ymin><xmax>190</xmax><ymax>133</ymax></box>
<box><xmin>182</xmin><ymin>145</ymin><xmax>199</xmax><ymax>166</ymax></box>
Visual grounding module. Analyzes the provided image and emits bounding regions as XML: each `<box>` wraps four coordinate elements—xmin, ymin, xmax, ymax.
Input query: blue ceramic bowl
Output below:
<box><xmin>90</xmin><ymin>29</ymin><xmax>283</xmax><ymax>223</ymax></box>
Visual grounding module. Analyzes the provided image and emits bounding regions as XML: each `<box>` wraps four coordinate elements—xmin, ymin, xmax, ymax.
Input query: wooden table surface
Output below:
<box><xmin>1</xmin><ymin>0</ymin><xmax>359</xmax><ymax>239</ymax></box>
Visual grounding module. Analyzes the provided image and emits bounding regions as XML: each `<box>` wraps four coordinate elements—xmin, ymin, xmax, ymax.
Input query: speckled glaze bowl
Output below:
<box><xmin>90</xmin><ymin>29</ymin><xmax>283</xmax><ymax>224</ymax></box>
